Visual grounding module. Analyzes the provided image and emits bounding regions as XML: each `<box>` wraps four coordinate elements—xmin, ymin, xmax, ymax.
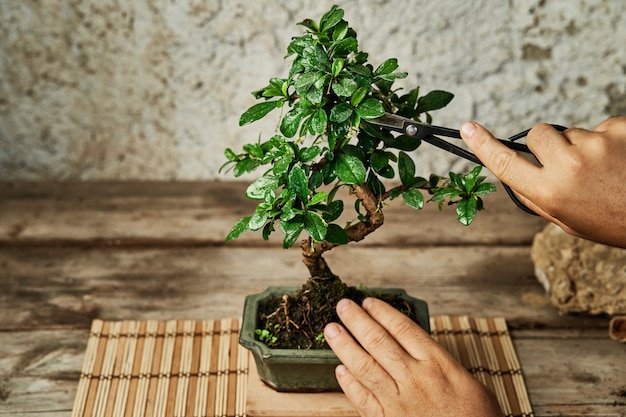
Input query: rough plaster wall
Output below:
<box><xmin>0</xmin><ymin>0</ymin><xmax>625</xmax><ymax>180</ymax></box>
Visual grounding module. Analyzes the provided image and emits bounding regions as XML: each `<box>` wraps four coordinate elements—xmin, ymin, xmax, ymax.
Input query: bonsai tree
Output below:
<box><xmin>221</xmin><ymin>5</ymin><xmax>495</xmax><ymax>349</ymax></box>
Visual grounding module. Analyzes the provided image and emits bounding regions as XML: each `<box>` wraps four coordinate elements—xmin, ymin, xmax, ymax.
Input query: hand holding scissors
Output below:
<box><xmin>367</xmin><ymin>112</ymin><xmax>567</xmax><ymax>215</ymax></box>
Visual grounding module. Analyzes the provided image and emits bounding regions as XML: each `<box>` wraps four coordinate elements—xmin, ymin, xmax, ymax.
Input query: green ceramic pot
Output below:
<box><xmin>239</xmin><ymin>286</ymin><xmax>430</xmax><ymax>392</ymax></box>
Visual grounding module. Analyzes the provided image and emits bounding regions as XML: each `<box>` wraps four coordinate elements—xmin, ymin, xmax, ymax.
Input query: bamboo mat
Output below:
<box><xmin>71</xmin><ymin>316</ymin><xmax>533</xmax><ymax>417</ymax></box>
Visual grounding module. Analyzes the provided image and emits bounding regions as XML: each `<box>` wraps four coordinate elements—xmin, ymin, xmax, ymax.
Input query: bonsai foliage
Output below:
<box><xmin>221</xmin><ymin>5</ymin><xmax>495</xmax><ymax>281</ymax></box>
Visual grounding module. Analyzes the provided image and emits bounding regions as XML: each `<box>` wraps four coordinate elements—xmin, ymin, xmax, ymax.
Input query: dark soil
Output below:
<box><xmin>256</xmin><ymin>276</ymin><xmax>417</xmax><ymax>349</ymax></box>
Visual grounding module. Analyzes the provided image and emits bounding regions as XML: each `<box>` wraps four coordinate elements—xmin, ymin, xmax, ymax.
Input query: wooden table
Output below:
<box><xmin>0</xmin><ymin>181</ymin><xmax>624</xmax><ymax>416</ymax></box>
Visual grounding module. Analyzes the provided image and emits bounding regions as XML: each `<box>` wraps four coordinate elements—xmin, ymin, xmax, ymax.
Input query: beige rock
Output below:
<box><xmin>531</xmin><ymin>224</ymin><xmax>626</xmax><ymax>315</ymax></box>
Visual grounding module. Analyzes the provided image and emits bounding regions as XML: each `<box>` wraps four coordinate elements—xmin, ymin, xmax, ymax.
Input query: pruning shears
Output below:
<box><xmin>366</xmin><ymin>112</ymin><xmax>567</xmax><ymax>215</ymax></box>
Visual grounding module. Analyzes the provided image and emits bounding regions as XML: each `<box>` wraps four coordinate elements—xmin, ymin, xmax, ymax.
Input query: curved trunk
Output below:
<box><xmin>300</xmin><ymin>183</ymin><xmax>385</xmax><ymax>280</ymax></box>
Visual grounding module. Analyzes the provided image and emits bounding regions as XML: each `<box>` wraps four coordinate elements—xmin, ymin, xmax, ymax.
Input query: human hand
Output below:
<box><xmin>460</xmin><ymin>117</ymin><xmax>626</xmax><ymax>248</ymax></box>
<box><xmin>324</xmin><ymin>298</ymin><xmax>502</xmax><ymax>417</ymax></box>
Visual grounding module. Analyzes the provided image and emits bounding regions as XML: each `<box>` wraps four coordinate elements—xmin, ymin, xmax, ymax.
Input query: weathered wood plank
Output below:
<box><xmin>0</xmin><ymin>246</ymin><xmax>609</xmax><ymax>332</ymax></box>
<box><xmin>514</xmin><ymin>333</ymin><xmax>626</xmax><ymax>414</ymax></box>
<box><xmin>0</xmin><ymin>181</ymin><xmax>548</xmax><ymax>246</ymax></box>
<box><xmin>0</xmin><ymin>328</ymin><xmax>84</xmax><ymax>416</ymax></box>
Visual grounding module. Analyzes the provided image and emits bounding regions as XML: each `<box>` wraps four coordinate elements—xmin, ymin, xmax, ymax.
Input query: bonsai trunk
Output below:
<box><xmin>300</xmin><ymin>183</ymin><xmax>384</xmax><ymax>280</ymax></box>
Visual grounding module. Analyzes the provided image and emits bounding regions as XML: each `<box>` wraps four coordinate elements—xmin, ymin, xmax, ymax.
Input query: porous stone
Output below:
<box><xmin>531</xmin><ymin>224</ymin><xmax>626</xmax><ymax>315</ymax></box>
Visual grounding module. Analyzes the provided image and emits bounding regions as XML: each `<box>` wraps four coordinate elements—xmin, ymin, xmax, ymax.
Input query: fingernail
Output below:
<box><xmin>362</xmin><ymin>297</ymin><xmax>374</xmax><ymax>310</ymax></box>
<box><xmin>336</xmin><ymin>298</ymin><xmax>350</xmax><ymax>313</ymax></box>
<box><xmin>325</xmin><ymin>323</ymin><xmax>340</xmax><ymax>339</ymax></box>
<box><xmin>461</xmin><ymin>122</ymin><xmax>477</xmax><ymax>138</ymax></box>
<box><xmin>336</xmin><ymin>364</ymin><xmax>347</xmax><ymax>377</ymax></box>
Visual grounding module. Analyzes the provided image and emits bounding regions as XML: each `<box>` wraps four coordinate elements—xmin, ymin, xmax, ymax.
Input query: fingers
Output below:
<box><xmin>324</xmin><ymin>300</ymin><xmax>405</xmax><ymax>387</ymax></box>
<box><xmin>326</xmin><ymin>298</ymin><xmax>445</xmax><ymax>380</ymax></box>
<box><xmin>460</xmin><ymin>122</ymin><xmax>537</xmax><ymax>191</ymax></box>
<box><xmin>525</xmin><ymin>123</ymin><xmax>572</xmax><ymax>165</ymax></box>
<box><xmin>461</xmin><ymin>121</ymin><xmax>560</xmax><ymax>204</ymax></box>
<box><xmin>333</xmin><ymin>364</ymin><xmax>384</xmax><ymax>417</ymax></box>
<box><xmin>359</xmin><ymin>297</ymin><xmax>442</xmax><ymax>360</ymax></box>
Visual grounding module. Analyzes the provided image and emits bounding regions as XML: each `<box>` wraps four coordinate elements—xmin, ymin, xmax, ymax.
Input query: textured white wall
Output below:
<box><xmin>1</xmin><ymin>0</ymin><xmax>625</xmax><ymax>180</ymax></box>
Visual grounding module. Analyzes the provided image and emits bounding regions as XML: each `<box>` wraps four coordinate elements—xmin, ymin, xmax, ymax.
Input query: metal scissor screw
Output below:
<box><xmin>405</xmin><ymin>124</ymin><xmax>418</xmax><ymax>136</ymax></box>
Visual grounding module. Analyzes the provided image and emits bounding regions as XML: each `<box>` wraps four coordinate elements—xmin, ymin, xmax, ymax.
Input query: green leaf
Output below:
<box><xmin>389</xmin><ymin>188</ymin><xmax>402</xmax><ymax>200</ymax></box>
<box><xmin>329</xmin><ymin>120</ymin><xmax>350</xmax><ymax>144</ymax></box>
<box><xmin>294</xmin><ymin>72</ymin><xmax>319</xmax><ymax>94</ymax></box>
<box><xmin>449</xmin><ymin>172</ymin><xmax>465</xmax><ymax>190</ymax></box>
<box><xmin>377</xmin><ymin>164</ymin><xmax>395</xmax><ymax>179</ymax></box>
<box><xmin>336</xmin><ymin>154</ymin><xmax>366</xmax><ymax>185</ymax></box>
<box><xmin>463</xmin><ymin>165</ymin><xmax>482</xmax><ymax>192</ymax></box>
<box><xmin>288</xmin><ymin>165</ymin><xmax>309</xmax><ymax>202</ymax></box>
<box><xmin>310</xmin><ymin>109</ymin><xmax>328</xmax><ymax>135</ymax></box>
<box><xmin>299</xmin><ymin>145</ymin><xmax>321</xmax><ymax>162</ymax></box>
<box><xmin>272</xmin><ymin>155</ymin><xmax>292</xmax><ymax>176</ymax></box>
<box><xmin>302</xmin><ymin>44</ymin><xmax>331</xmax><ymax>71</ymax></box>
<box><xmin>457</xmin><ymin>197</ymin><xmax>478</xmax><ymax>226</ymax></box>
<box><xmin>246</xmin><ymin>176</ymin><xmax>279</xmax><ymax>200</ymax></box>
<box><xmin>410</xmin><ymin>176</ymin><xmax>430</xmax><ymax>188</ymax></box>
<box><xmin>402</xmin><ymin>189</ymin><xmax>424</xmax><ymax>210</ymax></box>
<box><xmin>303</xmin><ymin>211</ymin><xmax>327</xmax><ymax>241</ymax></box>
<box><xmin>332</xmin><ymin>21</ymin><xmax>349</xmax><ymax>41</ymax></box>
<box><xmin>331</xmin><ymin>58</ymin><xmax>345</xmax><ymax>77</ymax></box>
<box><xmin>310</xmin><ymin>171</ymin><xmax>324</xmax><ymax>189</ymax></box>
<box><xmin>224</xmin><ymin>148</ymin><xmax>237</xmax><ymax>161</ymax></box>
<box><xmin>233</xmin><ymin>158</ymin><xmax>260</xmax><ymax>177</ymax></box>
<box><xmin>307</xmin><ymin>191</ymin><xmax>327</xmax><ymax>207</ymax></box>
<box><xmin>376</xmin><ymin>72</ymin><xmax>408</xmax><ymax>82</ymax></box>
<box><xmin>280</xmin><ymin>200</ymin><xmax>296</xmax><ymax>222</ymax></box>
<box><xmin>416</xmin><ymin>90</ymin><xmax>454</xmax><ymax>114</ymax></box>
<box><xmin>431</xmin><ymin>187</ymin><xmax>463</xmax><ymax>203</ymax></box>
<box><xmin>243</xmin><ymin>143</ymin><xmax>264</xmax><ymax>159</ymax></box>
<box><xmin>306</xmin><ymin>85</ymin><xmax>324</xmax><ymax>104</ymax></box>
<box><xmin>226</xmin><ymin>216</ymin><xmax>251</xmax><ymax>242</ymax></box>
<box><xmin>474</xmin><ymin>182</ymin><xmax>497</xmax><ymax>196</ymax></box>
<box><xmin>280</xmin><ymin>105</ymin><xmax>307</xmax><ymax>138</ymax></box>
<box><xmin>297</xmin><ymin>18</ymin><xmax>319</xmax><ymax>32</ymax></box>
<box><xmin>367</xmin><ymin>172</ymin><xmax>385</xmax><ymax>196</ymax></box>
<box><xmin>262</xmin><ymin>222</ymin><xmax>274</xmax><ymax>240</ymax></box>
<box><xmin>325</xmin><ymin>224</ymin><xmax>348</xmax><ymax>245</ymax></box>
<box><xmin>370</xmin><ymin>151</ymin><xmax>389</xmax><ymax>171</ymax></box>
<box><xmin>322</xmin><ymin>158</ymin><xmax>337</xmax><ymax>184</ymax></box>
<box><xmin>374</xmin><ymin>58</ymin><xmax>399</xmax><ymax>76</ymax></box>
<box><xmin>346</xmin><ymin>62</ymin><xmax>371</xmax><ymax>77</ymax></box>
<box><xmin>280</xmin><ymin>219</ymin><xmax>305</xmax><ymax>248</ymax></box>
<box><xmin>319</xmin><ymin>5</ymin><xmax>344</xmax><ymax>33</ymax></box>
<box><xmin>330</xmin><ymin>103</ymin><xmax>353</xmax><ymax>123</ymax></box>
<box><xmin>350</xmin><ymin>86</ymin><xmax>369</xmax><ymax>107</ymax></box>
<box><xmin>249</xmin><ymin>206</ymin><xmax>269</xmax><ymax>231</ymax></box>
<box><xmin>398</xmin><ymin>87</ymin><xmax>420</xmax><ymax>112</ymax></box>
<box><xmin>398</xmin><ymin>151</ymin><xmax>415</xmax><ymax>186</ymax></box>
<box><xmin>239</xmin><ymin>101</ymin><xmax>280</xmax><ymax>126</ymax></box>
<box><xmin>383</xmin><ymin>134</ymin><xmax>421</xmax><ymax>151</ymax></box>
<box><xmin>355</xmin><ymin>98</ymin><xmax>384</xmax><ymax>119</ymax></box>
<box><xmin>332</xmin><ymin>77</ymin><xmax>358</xmax><ymax>97</ymax></box>
<box><xmin>323</xmin><ymin>200</ymin><xmax>344</xmax><ymax>222</ymax></box>
<box><xmin>332</xmin><ymin>37</ymin><xmax>358</xmax><ymax>56</ymax></box>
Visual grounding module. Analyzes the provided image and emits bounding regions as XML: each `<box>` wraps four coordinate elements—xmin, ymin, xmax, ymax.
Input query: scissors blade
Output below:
<box><xmin>368</xmin><ymin>113</ymin><xmax>531</xmax><ymax>153</ymax></box>
<box><xmin>367</xmin><ymin>113</ymin><xmax>409</xmax><ymax>133</ymax></box>
<box><xmin>369</xmin><ymin>113</ymin><xmax>462</xmax><ymax>139</ymax></box>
